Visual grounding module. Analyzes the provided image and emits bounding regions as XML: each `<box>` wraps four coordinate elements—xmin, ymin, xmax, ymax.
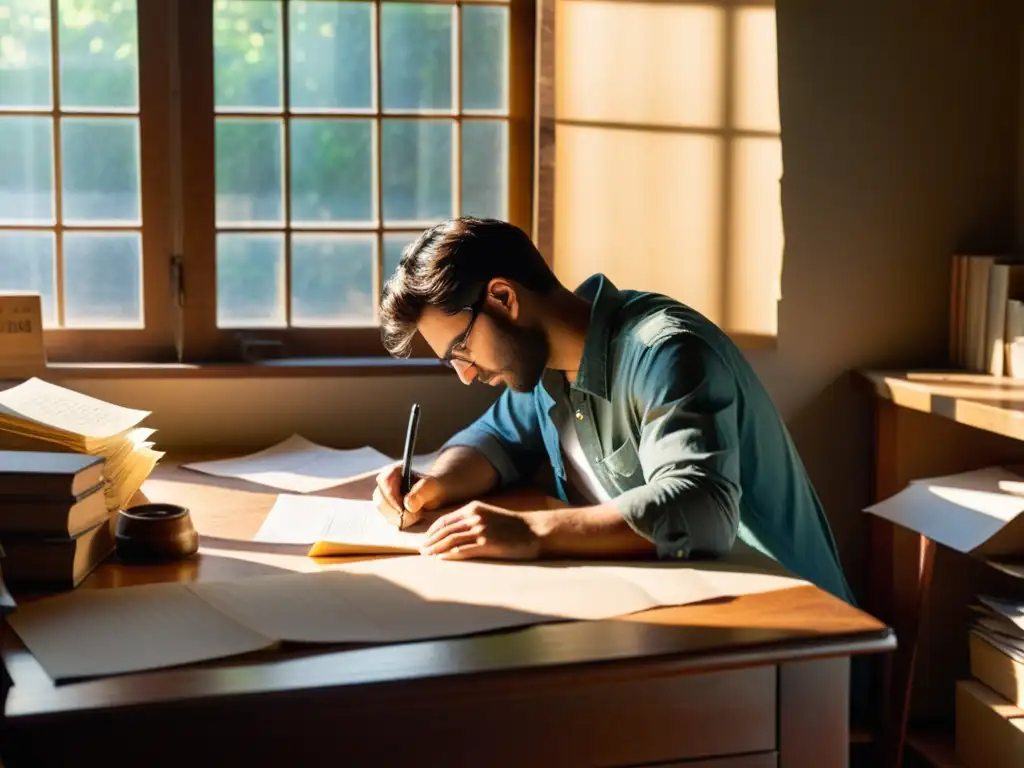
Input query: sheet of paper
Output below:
<box><xmin>864</xmin><ymin>467</ymin><xmax>1024</xmax><ymax>553</ymax></box>
<box><xmin>987</xmin><ymin>559</ymin><xmax>1024</xmax><ymax>580</ymax></box>
<box><xmin>979</xmin><ymin>595</ymin><xmax>1024</xmax><ymax>633</ymax></box>
<box><xmin>335</xmin><ymin>557</ymin><xmax>662</xmax><ymax>621</ymax></box>
<box><xmin>183</xmin><ymin>434</ymin><xmax>400</xmax><ymax>493</ymax></box>
<box><xmin>0</xmin><ymin>377</ymin><xmax>149</xmax><ymax>439</ymax></box>
<box><xmin>6</xmin><ymin>582</ymin><xmax>274</xmax><ymax>682</ymax></box>
<box><xmin>190</xmin><ymin>570</ymin><xmax>559</xmax><ymax>644</ymax></box>
<box><xmin>254</xmin><ymin>494</ymin><xmax>425</xmax><ymax>555</ymax></box>
<box><xmin>10</xmin><ymin>548</ymin><xmax>811</xmax><ymax>682</ymax></box>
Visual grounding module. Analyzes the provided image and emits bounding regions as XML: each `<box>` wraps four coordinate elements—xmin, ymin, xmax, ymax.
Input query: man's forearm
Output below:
<box><xmin>429</xmin><ymin>446</ymin><xmax>501</xmax><ymax>505</ymax></box>
<box><xmin>529</xmin><ymin>504</ymin><xmax>656</xmax><ymax>558</ymax></box>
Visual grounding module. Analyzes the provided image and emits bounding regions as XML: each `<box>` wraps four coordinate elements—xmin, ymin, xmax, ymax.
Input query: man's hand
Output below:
<box><xmin>420</xmin><ymin>501</ymin><xmax>543</xmax><ymax>560</ymax></box>
<box><xmin>373</xmin><ymin>463</ymin><xmax>446</xmax><ymax>528</ymax></box>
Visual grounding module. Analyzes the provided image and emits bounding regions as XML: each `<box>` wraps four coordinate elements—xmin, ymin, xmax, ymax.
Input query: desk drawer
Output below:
<box><xmin>393</xmin><ymin>664</ymin><xmax>778</xmax><ymax>767</ymax></box>
<box><xmin>4</xmin><ymin>665</ymin><xmax>777</xmax><ymax>767</ymax></box>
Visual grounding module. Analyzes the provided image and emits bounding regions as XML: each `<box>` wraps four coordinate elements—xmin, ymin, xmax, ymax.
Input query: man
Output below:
<box><xmin>373</xmin><ymin>216</ymin><xmax>853</xmax><ymax>604</ymax></box>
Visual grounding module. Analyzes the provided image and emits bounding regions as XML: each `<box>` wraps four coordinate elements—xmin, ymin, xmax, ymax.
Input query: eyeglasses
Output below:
<box><xmin>440</xmin><ymin>294</ymin><xmax>486</xmax><ymax>369</ymax></box>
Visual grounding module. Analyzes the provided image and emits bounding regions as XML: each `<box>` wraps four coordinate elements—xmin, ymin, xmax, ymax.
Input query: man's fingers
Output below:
<box><xmin>372</xmin><ymin>486</ymin><xmax>402</xmax><ymax>526</ymax></box>
<box><xmin>437</xmin><ymin>543</ymin><xmax>494</xmax><ymax>561</ymax></box>
<box><xmin>406</xmin><ymin>475</ymin><xmax>444</xmax><ymax>514</ymax></box>
<box><xmin>424</xmin><ymin>510</ymin><xmax>477</xmax><ymax>547</ymax></box>
<box><xmin>421</xmin><ymin>527</ymin><xmax>483</xmax><ymax>556</ymax></box>
<box><xmin>375</xmin><ymin>465</ymin><xmax>406</xmax><ymax>514</ymax></box>
<box><xmin>404</xmin><ymin>476</ymin><xmax>431</xmax><ymax>513</ymax></box>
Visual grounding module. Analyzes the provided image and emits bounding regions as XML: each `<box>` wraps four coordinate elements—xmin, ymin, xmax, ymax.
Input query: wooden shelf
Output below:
<box><xmin>860</xmin><ymin>369</ymin><xmax>1024</xmax><ymax>443</ymax></box>
<box><xmin>906</xmin><ymin>729</ymin><xmax>963</xmax><ymax>768</ymax></box>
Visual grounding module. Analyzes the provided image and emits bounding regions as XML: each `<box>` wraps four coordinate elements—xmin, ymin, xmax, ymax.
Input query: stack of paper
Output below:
<box><xmin>184</xmin><ymin>434</ymin><xmax>441</xmax><ymax>493</ymax></box>
<box><xmin>971</xmin><ymin>595</ymin><xmax>1024</xmax><ymax>657</ymax></box>
<box><xmin>0</xmin><ymin>378</ymin><xmax>163</xmax><ymax>512</ymax></box>
<box><xmin>968</xmin><ymin>595</ymin><xmax>1024</xmax><ymax>709</ymax></box>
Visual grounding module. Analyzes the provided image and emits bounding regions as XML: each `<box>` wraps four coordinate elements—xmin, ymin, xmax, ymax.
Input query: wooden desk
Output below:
<box><xmin>861</xmin><ymin>370</ymin><xmax>1024</xmax><ymax>768</ymax></box>
<box><xmin>2</xmin><ymin>456</ymin><xmax>894</xmax><ymax>768</ymax></box>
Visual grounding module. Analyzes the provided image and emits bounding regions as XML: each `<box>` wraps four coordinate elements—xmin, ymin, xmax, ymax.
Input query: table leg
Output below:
<box><xmin>881</xmin><ymin>534</ymin><xmax>937</xmax><ymax>768</ymax></box>
<box><xmin>778</xmin><ymin>656</ymin><xmax>850</xmax><ymax>768</ymax></box>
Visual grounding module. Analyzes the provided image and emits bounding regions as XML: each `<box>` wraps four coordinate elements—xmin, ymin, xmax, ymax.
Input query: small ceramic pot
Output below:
<box><xmin>115</xmin><ymin>503</ymin><xmax>199</xmax><ymax>563</ymax></box>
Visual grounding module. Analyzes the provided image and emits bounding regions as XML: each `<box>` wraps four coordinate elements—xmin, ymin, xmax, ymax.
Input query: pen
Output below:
<box><xmin>399</xmin><ymin>402</ymin><xmax>421</xmax><ymax>530</ymax></box>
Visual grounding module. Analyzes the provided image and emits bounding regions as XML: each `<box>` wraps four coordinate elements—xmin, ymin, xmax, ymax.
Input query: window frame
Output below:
<box><xmin>176</xmin><ymin>0</ymin><xmax>536</xmax><ymax>363</ymax></box>
<box><xmin>2</xmin><ymin>0</ymin><xmax>177</xmax><ymax>364</ymax></box>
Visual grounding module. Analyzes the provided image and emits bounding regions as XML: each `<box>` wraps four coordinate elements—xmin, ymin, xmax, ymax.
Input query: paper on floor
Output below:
<box><xmin>254</xmin><ymin>493</ymin><xmax>425</xmax><ymax>555</ymax></box>
<box><xmin>8</xmin><ymin>550</ymin><xmax>809</xmax><ymax>683</ymax></box>
<box><xmin>182</xmin><ymin>434</ymin><xmax>442</xmax><ymax>493</ymax></box>
<box><xmin>864</xmin><ymin>466</ymin><xmax>1024</xmax><ymax>556</ymax></box>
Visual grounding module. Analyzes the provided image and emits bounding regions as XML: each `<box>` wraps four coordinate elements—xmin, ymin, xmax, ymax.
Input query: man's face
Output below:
<box><xmin>418</xmin><ymin>298</ymin><xmax>549</xmax><ymax>393</ymax></box>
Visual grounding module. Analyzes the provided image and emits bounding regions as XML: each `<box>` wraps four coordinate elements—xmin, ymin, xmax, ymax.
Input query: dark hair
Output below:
<box><xmin>379</xmin><ymin>217</ymin><xmax>559</xmax><ymax>358</ymax></box>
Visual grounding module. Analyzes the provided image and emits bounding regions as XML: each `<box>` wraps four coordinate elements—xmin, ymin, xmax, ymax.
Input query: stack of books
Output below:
<box><xmin>0</xmin><ymin>377</ymin><xmax>163</xmax><ymax>513</ymax></box>
<box><xmin>948</xmin><ymin>253</ymin><xmax>1024</xmax><ymax>376</ymax></box>
<box><xmin>0</xmin><ymin>450</ymin><xmax>116</xmax><ymax>589</ymax></box>
<box><xmin>955</xmin><ymin>594</ymin><xmax>1024</xmax><ymax>767</ymax></box>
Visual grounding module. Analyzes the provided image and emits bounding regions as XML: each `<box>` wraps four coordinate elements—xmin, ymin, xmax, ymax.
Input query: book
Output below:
<box><xmin>0</xmin><ymin>481</ymin><xmax>109</xmax><ymax>537</ymax></box>
<box><xmin>969</xmin><ymin>630</ymin><xmax>1024</xmax><ymax>709</ymax></box>
<box><xmin>955</xmin><ymin>679</ymin><xmax>1024</xmax><ymax>768</ymax></box>
<box><xmin>0</xmin><ymin>378</ymin><xmax>164</xmax><ymax>512</ymax></box>
<box><xmin>948</xmin><ymin>253</ymin><xmax>1024</xmax><ymax>375</ymax></box>
<box><xmin>0</xmin><ymin>449</ymin><xmax>103</xmax><ymax>498</ymax></box>
<box><xmin>0</xmin><ymin>517</ymin><xmax>115</xmax><ymax>590</ymax></box>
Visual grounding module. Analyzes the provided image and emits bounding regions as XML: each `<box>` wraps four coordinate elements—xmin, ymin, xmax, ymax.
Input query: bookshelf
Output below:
<box><xmin>860</xmin><ymin>369</ymin><xmax>1024</xmax><ymax>768</ymax></box>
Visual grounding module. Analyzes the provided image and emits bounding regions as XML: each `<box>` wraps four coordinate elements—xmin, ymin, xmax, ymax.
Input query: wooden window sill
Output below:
<box><xmin>37</xmin><ymin>357</ymin><xmax>450</xmax><ymax>380</ymax></box>
<box><xmin>27</xmin><ymin>332</ymin><xmax>777</xmax><ymax>381</ymax></box>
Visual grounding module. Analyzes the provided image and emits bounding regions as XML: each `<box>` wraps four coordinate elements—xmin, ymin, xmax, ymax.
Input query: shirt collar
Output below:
<box><xmin>568</xmin><ymin>273</ymin><xmax>623</xmax><ymax>401</ymax></box>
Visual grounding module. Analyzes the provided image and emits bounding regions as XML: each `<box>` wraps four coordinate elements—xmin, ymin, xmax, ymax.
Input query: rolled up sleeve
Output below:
<box><xmin>613</xmin><ymin>336</ymin><xmax>742</xmax><ymax>560</ymax></box>
<box><xmin>442</xmin><ymin>388</ymin><xmax>546</xmax><ymax>487</ymax></box>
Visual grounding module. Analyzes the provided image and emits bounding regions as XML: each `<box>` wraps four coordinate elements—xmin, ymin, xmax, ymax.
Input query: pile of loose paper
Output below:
<box><xmin>0</xmin><ymin>378</ymin><xmax>162</xmax><ymax>512</ymax></box>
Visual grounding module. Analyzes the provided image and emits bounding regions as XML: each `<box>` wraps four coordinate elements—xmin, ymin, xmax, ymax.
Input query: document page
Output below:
<box><xmin>190</xmin><ymin>570</ymin><xmax>553</xmax><ymax>644</ymax></box>
<box><xmin>864</xmin><ymin>467</ymin><xmax>1024</xmax><ymax>553</ymax></box>
<box><xmin>0</xmin><ymin>377</ymin><xmax>150</xmax><ymax>439</ymax></box>
<box><xmin>6</xmin><ymin>581</ymin><xmax>274</xmax><ymax>681</ymax></box>
<box><xmin>9</xmin><ymin>550</ymin><xmax>813</xmax><ymax>681</ymax></box>
<box><xmin>254</xmin><ymin>494</ymin><xmax>425</xmax><ymax>555</ymax></box>
<box><xmin>184</xmin><ymin>435</ymin><xmax>393</xmax><ymax>493</ymax></box>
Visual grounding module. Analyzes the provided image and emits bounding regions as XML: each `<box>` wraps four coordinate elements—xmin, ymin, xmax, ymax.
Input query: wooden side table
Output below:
<box><xmin>860</xmin><ymin>370</ymin><xmax>1024</xmax><ymax>768</ymax></box>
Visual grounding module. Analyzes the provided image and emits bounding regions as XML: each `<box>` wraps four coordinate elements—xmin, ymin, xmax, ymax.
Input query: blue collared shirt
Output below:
<box><xmin>444</xmin><ymin>274</ymin><xmax>854</xmax><ymax>604</ymax></box>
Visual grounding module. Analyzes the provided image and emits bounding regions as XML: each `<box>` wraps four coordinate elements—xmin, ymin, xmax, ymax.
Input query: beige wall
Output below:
<box><xmin>751</xmin><ymin>0</ymin><xmax>1020</xmax><ymax>599</ymax></box>
<box><xmin>56</xmin><ymin>0</ymin><xmax>1023</xmax><ymax>604</ymax></box>
<box><xmin>56</xmin><ymin>375</ymin><xmax>497</xmax><ymax>458</ymax></box>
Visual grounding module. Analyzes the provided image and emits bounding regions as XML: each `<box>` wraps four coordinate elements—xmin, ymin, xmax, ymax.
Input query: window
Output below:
<box><xmin>0</xmin><ymin>0</ymin><xmax>533</xmax><ymax>363</ymax></box>
<box><xmin>0</xmin><ymin>0</ymin><xmax>174</xmax><ymax>362</ymax></box>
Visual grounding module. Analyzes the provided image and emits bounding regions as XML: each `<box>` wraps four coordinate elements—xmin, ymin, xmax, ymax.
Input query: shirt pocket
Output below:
<box><xmin>599</xmin><ymin>440</ymin><xmax>643</xmax><ymax>484</ymax></box>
